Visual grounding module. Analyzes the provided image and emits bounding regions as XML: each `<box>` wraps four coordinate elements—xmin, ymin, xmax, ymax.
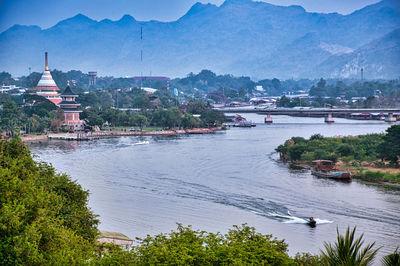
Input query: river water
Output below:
<box><xmin>28</xmin><ymin>114</ymin><xmax>400</xmax><ymax>258</ymax></box>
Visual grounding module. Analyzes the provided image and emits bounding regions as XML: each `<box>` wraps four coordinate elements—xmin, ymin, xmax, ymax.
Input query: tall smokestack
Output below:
<box><xmin>45</xmin><ymin>52</ymin><xmax>49</xmax><ymax>71</ymax></box>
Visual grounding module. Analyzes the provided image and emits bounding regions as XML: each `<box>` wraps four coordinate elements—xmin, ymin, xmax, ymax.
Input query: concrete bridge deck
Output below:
<box><xmin>216</xmin><ymin>107</ymin><xmax>400</xmax><ymax>117</ymax></box>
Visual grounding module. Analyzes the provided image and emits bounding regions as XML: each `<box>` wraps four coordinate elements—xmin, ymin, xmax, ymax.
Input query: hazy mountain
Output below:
<box><xmin>0</xmin><ymin>0</ymin><xmax>399</xmax><ymax>79</ymax></box>
<box><xmin>316</xmin><ymin>28</ymin><xmax>400</xmax><ymax>79</ymax></box>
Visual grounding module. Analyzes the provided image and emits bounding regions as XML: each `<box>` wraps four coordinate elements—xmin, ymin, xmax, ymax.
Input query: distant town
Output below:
<box><xmin>1</xmin><ymin>52</ymin><xmax>399</xmax><ymax>136</ymax></box>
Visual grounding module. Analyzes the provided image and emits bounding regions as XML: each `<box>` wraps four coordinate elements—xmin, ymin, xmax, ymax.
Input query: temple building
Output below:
<box><xmin>59</xmin><ymin>81</ymin><xmax>84</xmax><ymax>131</ymax></box>
<box><xmin>34</xmin><ymin>52</ymin><xmax>62</xmax><ymax>104</ymax></box>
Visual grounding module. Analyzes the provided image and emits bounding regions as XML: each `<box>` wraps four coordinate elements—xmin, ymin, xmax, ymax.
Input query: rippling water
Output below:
<box><xmin>29</xmin><ymin>115</ymin><xmax>400</xmax><ymax>258</ymax></box>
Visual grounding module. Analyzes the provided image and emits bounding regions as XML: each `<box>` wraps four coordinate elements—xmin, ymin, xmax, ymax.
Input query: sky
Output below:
<box><xmin>0</xmin><ymin>0</ymin><xmax>381</xmax><ymax>33</ymax></box>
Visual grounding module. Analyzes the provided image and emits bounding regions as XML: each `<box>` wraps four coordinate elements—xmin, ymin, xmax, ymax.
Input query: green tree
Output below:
<box><xmin>277</xmin><ymin>96</ymin><xmax>291</xmax><ymax>107</ymax></box>
<box><xmin>129</xmin><ymin>114</ymin><xmax>148</xmax><ymax>130</ymax></box>
<box><xmin>182</xmin><ymin>113</ymin><xmax>202</xmax><ymax>129</ymax></box>
<box><xmin>187</xmin><ymin>101</ymin><xmax>207</xmax><ymax>114</ymax></box>
<box><xmin>0</xmin><ymin>100</ymin><xmax>21</xmax><ymax>136</ymax></box>
<box><xmin>200</xmin><ymin>110</ymin><xmax>225</xmax><ymax>127</ymax></box>
<box><xmin>378</xmin><ymin>125</ymin><xmax>400</xmax><ymax>166</ymax></box>
<box><xmin>133</xmin><ymin>93</ymin><xmax>151</xmax><ymax>109</ymax></box>
<box><xmin>321</xmin><ymin>227</ymin><xmax>379</xmax><ymax>266</ymax></box>
<box><xmin>0</xmin><ymin>139</ymin><xmax>98</xmax><ymax>265</ymax></box>
<box><xmin>82</xmin><ymin>110</ymin><xmax>104</xmax><ymax>127</ymax></box>
<box><xmin>165</xmin><ymin>108</ymin><xmax>182</xmax><ymax>128</ymax></box>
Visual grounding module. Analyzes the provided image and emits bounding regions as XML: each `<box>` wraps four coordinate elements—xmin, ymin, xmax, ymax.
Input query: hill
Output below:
<box><xmin>0</xmin><ymin>0</ymin><xmax>399</xmax><ymax>79</ymax></box>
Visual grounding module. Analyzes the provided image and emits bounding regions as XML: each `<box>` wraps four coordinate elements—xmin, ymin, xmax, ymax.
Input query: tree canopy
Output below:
<box><xmin>0</xmin><ymin>138</ymin><xmax>98</xmax><ymax>265</ymax></box>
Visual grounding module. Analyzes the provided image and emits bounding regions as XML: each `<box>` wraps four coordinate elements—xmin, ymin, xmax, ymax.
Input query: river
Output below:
<box><xmin>28</xmin><ymin>115</ymin><xmax>400</xmax><ymax>258</ymax></box>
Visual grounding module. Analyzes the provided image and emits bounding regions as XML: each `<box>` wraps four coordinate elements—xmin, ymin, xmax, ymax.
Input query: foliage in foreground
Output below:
<box><xmin>93</xmin><ymin>224</ymin><xmax>295</xmax><ymax>265</ymax></box>
<box><xmin>382</xmin><ymin>248</ymin><xmax>400</xmax><ymax>266</ymax></box>
<box><xmin>0</xmin><ymin>138</ymin><xmax>99</xmax><ymax>265</ymax></box>
<box><xmin>321</xmin><ymin>227</ymin><xmax>379</xmax><ymax>266</ymax></box>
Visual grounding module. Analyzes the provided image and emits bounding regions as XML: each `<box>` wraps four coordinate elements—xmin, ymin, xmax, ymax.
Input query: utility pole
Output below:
<box><xmin>140</xmin><ymin>26</ymin><xmax>143</xmax><ymax>90</ymax></box>
<box><xmin>361</xmin><ymin>68</ymin><xmax>364</xmax><ymax>81</ymax></box>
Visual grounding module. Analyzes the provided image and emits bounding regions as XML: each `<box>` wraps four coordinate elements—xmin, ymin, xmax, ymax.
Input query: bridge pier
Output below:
<box><xmin>324</xmin><ymin>113</ymin><xmax>334</xmax><ymax>123</ymax></box>
<box><xmin>264</xmin><ymin>114</ymin><xmax>273</xmax><ymax>124</ymax></box>
<box><xmin>385</xmin><ymin>113</ymin><xmax>397</xmax><ymax>122</ymax></box>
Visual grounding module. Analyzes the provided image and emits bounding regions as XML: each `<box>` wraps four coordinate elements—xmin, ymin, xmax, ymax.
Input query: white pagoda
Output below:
<box><xmin>34</xmin><ymin>52</ymin><xmax>62</xmax><ymax>105</ymax></box>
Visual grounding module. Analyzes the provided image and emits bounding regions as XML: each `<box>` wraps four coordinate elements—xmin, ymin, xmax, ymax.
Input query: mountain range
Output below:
<box><xmin>0</xmin><ymin>0</ymin><xmax>399</xmax><ymax>79</ymax></box>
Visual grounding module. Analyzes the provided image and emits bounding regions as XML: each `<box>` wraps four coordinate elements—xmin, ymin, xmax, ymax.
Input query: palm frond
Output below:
<box><xmin>320</xmin><ymin>226</ymin><xmax>380</xmax><ymax>266</ymax></box>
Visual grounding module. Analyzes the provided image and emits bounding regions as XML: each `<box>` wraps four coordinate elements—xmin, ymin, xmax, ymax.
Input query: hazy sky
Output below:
<box><xmin>0</xmin><ymin>0</ymin><xmax>381</xmax><ymax>33</ymax></box>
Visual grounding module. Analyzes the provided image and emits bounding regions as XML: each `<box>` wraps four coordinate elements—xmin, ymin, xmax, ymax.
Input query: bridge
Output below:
<box><xmin>215</xmin><ymin>107</ymin><xmax>400</xmax><ymax>122</ymax></box>
<box><xmin>216</xmin><ymin>107</ymin><xmax>400</xmax><ymax>115</ymax></box>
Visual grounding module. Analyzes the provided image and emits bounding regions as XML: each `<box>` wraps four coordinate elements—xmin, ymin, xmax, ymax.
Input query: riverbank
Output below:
<box><xmin>290</xmin><ymin>160</ymin><xmax>400</xmax><ymax>187</ymax></box>
<box><xmin>21</xmin><ymin>127</ymin><xmax>223</xmax><ymax>142</ymax></box>
<box><xmin>276</xmin><ymin>126</ymin><xmax>400</xmax><ymax>187</ymax></box>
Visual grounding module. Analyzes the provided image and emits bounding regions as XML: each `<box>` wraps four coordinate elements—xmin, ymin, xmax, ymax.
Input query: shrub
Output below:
<box><xmin>337</xmin><ymin>144</ymin><xmax>355</xmax><ymax>156</ymax></box>
<box><xmin>309</xmin><ymin>134</ymin><xmax>324</xmax><ymax>140</ymax></box>
<box><xmin>0</xmin><ymin>138</ymin><xmax>98</xmax><ymax>265</ymax></box>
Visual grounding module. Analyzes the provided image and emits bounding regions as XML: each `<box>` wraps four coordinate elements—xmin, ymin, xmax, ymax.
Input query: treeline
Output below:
<box><xmin>309</xmin><ymin>78</ymin><xmax>400</xmax><ymax>98</ymax></box>
<box><xmin>2</xmin><ymin>139</ymin><xmax>399</xmax><ymax>265</ymax></box>
<box><xmin>277</xmin><ymin>78</ymin><xmax>400</xmax><ymax>108</ymax></box>
<box><xmin>0</xmin><ymin>70</ymin><xmax>144</xmax><ymax>91</ymax></box>
<box><xmin>0</xmin><ymin>90</ymin><xmax>225</xmax><ymax>135</ymax></box>
<box><xmin>77</xmin><ymin>87</ymin><xmax>178</xmax><ymax>109</ymax></box>
<box><xmin>171</xmin><ymin>70</ymin><xmax>314</xmax><ymax>100</ymax></box>
<box><xmin>276</xmin><ymin>125</ymin><xmax>400</xmax><ymax>166</ymax></box>
<box><xmin>0</xmin><ymin>93</ymin><xmax>62</xmax><ymax>136</ymax></box>
<box><xmin>81</xmin><ymin>102</ymin><xmax>225</xmax><ymax>130</ymax></box>
<box><xmin>0</xmin><ymin>69</ymin><xmax>313</xmax><ymax>98</ymax></box>
<box><xmin>276</xmin><ymin>95</ymin><xmax>397</xmax><ymax>108</ymax></box>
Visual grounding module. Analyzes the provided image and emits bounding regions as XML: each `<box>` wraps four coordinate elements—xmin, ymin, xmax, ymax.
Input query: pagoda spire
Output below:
<box><xmin>34</xmin><ymin>52</ymin><xmax>62</xmax><ymax>104</ymax></box>
<box><xmin>45</xmin><ymin>52</ymin><xmax>49</xmax><ymax>71</ymax></box>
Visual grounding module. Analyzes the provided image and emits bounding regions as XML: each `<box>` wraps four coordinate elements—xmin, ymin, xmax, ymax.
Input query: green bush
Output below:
<box><xmin>293</xmin><ymin>253</ymin><xmax>321</xmax><ymax>266</ymax></box>
<box><xmin>0</xmin><ymin>138</ymin><xmax>98</xmax><ymax>265</ymax></box>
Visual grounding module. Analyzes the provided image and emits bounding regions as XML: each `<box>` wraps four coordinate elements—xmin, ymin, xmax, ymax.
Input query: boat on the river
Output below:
<box><xmin>232</xmin><ymin>114</ymin><xmax>256</xmax><ymax>127</ymax></box>
<box><xmin>233</xmin><ymin>121</ymin><xmax>256</xmax><ymax>127</ymax></box>
<box><xmin>311</xmin><ymin>160</ymin><xmax>352</xmax><ymax>180</ymax></box>
<box><xmin>307</xmin><ymin>217</ymin><xmax>316</xmax><ymax>227</ymax></box>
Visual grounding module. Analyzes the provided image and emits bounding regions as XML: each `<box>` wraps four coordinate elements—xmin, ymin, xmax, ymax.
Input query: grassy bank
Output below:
<box><xmin>357</xmin><ymin>170</ymin><xmax>400</xmax><ymax>184</ymax></box>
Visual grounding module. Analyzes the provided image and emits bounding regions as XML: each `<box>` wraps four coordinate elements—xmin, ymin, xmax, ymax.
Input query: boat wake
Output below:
<box><xmin>153</xmin><ymin>177</ymin><xmax>333</xmax><ymax>226</ymax></box>
<box><xmin>133</xmin><ymin>141</ymin><xmax>150</xmax><ymax>145</ymax></box>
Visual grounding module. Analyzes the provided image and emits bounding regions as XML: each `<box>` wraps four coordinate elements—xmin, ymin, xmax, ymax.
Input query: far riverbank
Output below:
<box><xmin>21</xmin><ymin>127</ymin><xmax>223</xmax><ymax>142</ymax></box>
<box><xmin>276</xmin><ymin>125</ymin><xmax>400</xmax><ymax>187</ymax></box>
